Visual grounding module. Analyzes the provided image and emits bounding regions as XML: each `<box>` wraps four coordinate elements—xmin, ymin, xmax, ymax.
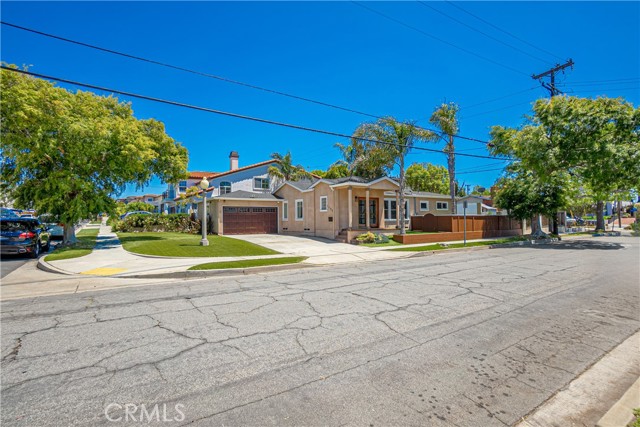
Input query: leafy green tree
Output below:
<box><xmin>494</xmin><ymin>168</ymin><xmax>567</xmax><ymax>236</ymax></box>
<box><xmin>125</xmin><ymin>201</ymin><xmax>155</xmax><ymax>212</ymax></box>
<box><xmin>491</xmin><ymin>96</ymin><xmax>639</xmax><ymax>231</ymax></box>
<box><xmin>405</xmin><ymin>163</ymin><xmax>449</xmax><ymax>194</ymax></box>
<box><xmin>0</xmin><ymin>66</ymin><xmax>188</xmax><ymax>243</ymax></box>
<box><xmin>352</xmin><ymin>117</ymin><xmax>438</xmax><ymax>235</ymax></box>
<box><xmin>324</xmin><ymin>162</ymin><xmax>350</xmax><ymax>179</ymax></box>
<box><xmin>429</xmin><ymin>102</ymin><xmax>460</xmax><ymax>213</ymax></box>
<box><xmin>267</xmin><ymin>151</ymin><xmax>310</xmax><ymax>183</ymax></box>
<box><xmin>334</xmin><ymin>139</ymin><xmax>391</xmax><ymax>180</ymax></box>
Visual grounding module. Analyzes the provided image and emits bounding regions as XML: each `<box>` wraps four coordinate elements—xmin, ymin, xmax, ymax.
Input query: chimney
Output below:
<box><xmin>229</xmin><ymin>151</ymin><xmax>239</xmax><ymax>171</ymax></box>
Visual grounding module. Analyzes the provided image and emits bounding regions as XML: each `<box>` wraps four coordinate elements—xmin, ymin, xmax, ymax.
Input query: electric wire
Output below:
<box><xmin>351</xmin><ymin>2</ymin><xmax>530</xmax><ymax>77</ymax></box>
<box><xmin>444</xmin><ymin>1</ymin><xmax>564</xmax><ymax>62</ymax></box>
<box><xmin>0</xmin><ymin>21</ymin><xmax>497</xmax><ymax>146</ymax></box>
<box><xmin>1</xmin><ymin>66</ymin><xmax>514</xmax><ymax>161</ymax></box>
<box><xmin>416</xmin><ymin>1</ymin><xmax>552</xmax><ymax>65</ymax></box>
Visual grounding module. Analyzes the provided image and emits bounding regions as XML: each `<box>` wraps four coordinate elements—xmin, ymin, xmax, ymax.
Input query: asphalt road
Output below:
<box><xmin>0</xmin><ymin>242</ymin><xmax>59</xmax><ymax>279</ymax></box>
<box><xmin>1</xmin><ymin>236</ymin><xmax>639</xmax><ymax>426</ymax></box>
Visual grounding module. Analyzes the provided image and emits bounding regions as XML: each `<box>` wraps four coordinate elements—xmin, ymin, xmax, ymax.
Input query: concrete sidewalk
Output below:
<box><xmin>40</xmin><ymin>225</ymin><xmax>608</xmax><ymax>279</ymax></box>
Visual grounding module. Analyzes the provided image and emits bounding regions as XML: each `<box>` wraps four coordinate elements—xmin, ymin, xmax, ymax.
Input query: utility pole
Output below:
<box><xmin>532</xmin><ymin>59</ymin><xmax>574</xmax><ymax>97</ymax></box>
<box><xmin>532</xmin><ymin>59</ymin><xmax>574</xmax><ymax>235</ymax></box>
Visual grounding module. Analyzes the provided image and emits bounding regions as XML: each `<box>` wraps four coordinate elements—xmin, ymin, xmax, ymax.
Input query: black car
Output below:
<box><xmin>0</xmin><ymin>217</ymin><xmax>51</xmax><ymax>258</ymax></box>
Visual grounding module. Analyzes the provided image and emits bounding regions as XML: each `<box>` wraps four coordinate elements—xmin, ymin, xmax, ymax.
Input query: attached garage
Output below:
<box><xmin>222</xmin><ymin>206</ymin><xmax>278</xmax><ymax>234</ymax></box>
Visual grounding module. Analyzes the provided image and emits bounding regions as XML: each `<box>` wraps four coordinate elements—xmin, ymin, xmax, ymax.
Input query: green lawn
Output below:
<box><xmin>360</xmin><ymin>239</ymin><xmax>402</xmax><ymax>248</ymax></box>
<box><xmin>45</xmin><ymin>228</ymin><xmax>99</xmax><ymax>261</ymax></box>
<box><xmin>390</xmin><ymin>236</ymin><xmax>527</xmax><ymax>252</ymax></box>
<box><xmin>117</xmin><ymin>232</ymin><xmax>280</xmax><ymax>257</ymax></box>
<box><xmin>188</xmin><ymin>256</ymin><xmax>307</xmax><ymax>270</ymax></box>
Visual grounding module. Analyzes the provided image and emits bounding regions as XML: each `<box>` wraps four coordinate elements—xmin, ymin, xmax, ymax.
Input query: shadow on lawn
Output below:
<box><xmin>117</xmin><ymin>236</ymin><xmax>164</xmax><ymax>243</ymax></box>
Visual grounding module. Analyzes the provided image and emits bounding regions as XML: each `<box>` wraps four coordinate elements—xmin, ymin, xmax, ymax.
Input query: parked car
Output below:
<box><xmin>0</xmin><ymin>217</ymin><xmax>51</xmax><ymax>258</ymax></box>
<box><xmin>0</xmin><ymin>208</ymin><xmax>20</xmax><ymax>218</ymax></box>
<box><xmin>119</xmin><ymin>211</ymin><xmax>153</xmax><ymax>220</ymax></box>
<box><xmin>38</xmin><ymin>214</ymin><xmax>65</xmax><ymax>240</ymax></box>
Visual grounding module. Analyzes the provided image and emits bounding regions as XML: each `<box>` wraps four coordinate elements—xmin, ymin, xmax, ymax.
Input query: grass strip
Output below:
<box><xmin>117</xmin><ymin>232</ymin><xmax>279</xmax><ymax>257</ymax></box>
<box><xmin>45</xmin><ymin>228</ymin><xmax>99</xmax><ymax>261</ymax></box>
<box><xmin>390</xmin><ymin>236</ymin><xmax>526</xmax><ymax>252</ymax></box>
<box><xmin>188</xmin><ymin>256</ymin><xmax>307</xmax><ymax>270</ymax></box>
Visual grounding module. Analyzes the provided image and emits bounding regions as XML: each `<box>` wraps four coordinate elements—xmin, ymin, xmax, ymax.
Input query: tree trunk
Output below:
<box><xmin>618</xmin><ymin>200</ymin><xmax>622</xmax><ymax>228</ymax></box>
<box><xmin>551</xmin><ymin>214</ymin><xmax>559</xmax><ymax>235</ymax></box>
<box><xmin>447</xmin><ymin>136</ymin><xmax>456</xmax><ymax>214</ymax></box>
<box><xmin>63</xmin><ymin>223</ymin><xmax>77</xmax><ymax>245</ymax></box>
<box><xmin>399</xmin><ymin>152</ymin><xmax>407</xmax><ymax>235</ymax></box>
<box><xmin>530</xmin><ymin>214</ymin><xmax>547</xmax><ymax>239</ymax></box>
<box><xmin>595</xmin><ymin>201</ymin><xmax>605</xmax><ymax>231</ymax></box>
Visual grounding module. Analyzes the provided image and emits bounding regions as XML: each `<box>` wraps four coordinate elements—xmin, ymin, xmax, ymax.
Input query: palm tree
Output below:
<box><xmin>353</xmin><ymin>117</ymin><xmax>438</xmax><ymax>235</ymax></box>
<box><xmin>268</xmin><ymin>151</ymin><xmax>310</xmax><ymax>183</ymax></box>
<box><xmin>429</xmin><ymin>102</ymin><xmax>460</xmax><ymax>214</ymax></box>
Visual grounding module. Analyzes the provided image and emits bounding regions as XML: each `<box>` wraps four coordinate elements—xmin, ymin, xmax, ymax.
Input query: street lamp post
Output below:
<box><xmin>199</xmin><ymin>178</ymin><xmax>209</xmax><ymax>246</ymax></box>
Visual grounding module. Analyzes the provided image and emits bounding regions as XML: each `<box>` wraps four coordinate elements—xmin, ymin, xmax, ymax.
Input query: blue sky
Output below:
<box><xmin>2</xmin><ymin>1</ymin><xmax>638</xmax><ymax>196</ymax></box>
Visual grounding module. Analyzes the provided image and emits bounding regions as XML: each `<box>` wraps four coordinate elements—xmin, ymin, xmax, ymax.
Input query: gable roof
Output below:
<box><xmin>206</xmin><ymin>159</ymin><xmax>279</xmax><ymax>180</ymax></box>
<box><xmin>187</xmin><ymin>171</ymin><xmax>219</xmax><ymax>179</ymax></box>
<box><xmin>212</xmin><ymin>190</ymin><xmax>282</xmax><ymax>201</ymax></box>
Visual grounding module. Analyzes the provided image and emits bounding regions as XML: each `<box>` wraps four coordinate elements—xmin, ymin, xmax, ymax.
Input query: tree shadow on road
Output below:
<box><xmin>511</xmin><ymin>240</ymin><xmax>626</xmax><ymax>250</ymax></box>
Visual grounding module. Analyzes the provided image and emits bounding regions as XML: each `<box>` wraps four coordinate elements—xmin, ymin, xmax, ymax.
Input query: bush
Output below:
<box><xmin>355</xmin><ymin>232</ymin><xmax>390</xmax><ymax>244</ymax></box>
<box><xmin>630</xmin><ymin>221</ymin><xmax>640</xmax><ymax>236</ymax></box>
<box><xmin>111</xmin><ymin>214</ymin><xmax>201</xmax><ymax>234</ymax></box>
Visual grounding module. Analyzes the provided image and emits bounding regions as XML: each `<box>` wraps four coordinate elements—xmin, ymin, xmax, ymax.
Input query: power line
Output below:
<box><xmin>459</xmin><ymin>86</ymin><xmax>540</xmax><ymax>110</ymax></box>
<box><xmin>457</xmin><ymin>166</ymin><xmax>507</xmax><ymax>175</ymax></box>
<box><xmin>460</xmin><ymin>100</ymin><xmax>535</xmax><ymax>119</ymax></box>
<box><xmin>416</xmin><ymin>1</ymin><xmax>552</xmax><ymax>65</ymax></box>
<box><xmin>559</xmin><ymin>77</ymin><xmax>639</xmax><ymax>85</ymax></box>
<box><xmin>351</xmin><ymin>2</ymin><xmax>530</xmax><ymax>77</ymax></box>
<box><xmin>1</xmin><ymin>66</ymin><xmax>513</xmax><ymax>161</ymax></box>
<box><xmin>1</xmin><ymin>20</ymin><xmax>496</xmax><ymax>147</ymax></box>
<box><xmin>444</xmin><ymin>1</ymin><xmax>564</xmax><ymax>63</ymax></box>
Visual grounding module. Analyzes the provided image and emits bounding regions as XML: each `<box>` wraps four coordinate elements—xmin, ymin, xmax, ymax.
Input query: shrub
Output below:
<box><xmin>356</xmin><ymin>232</ymin><xmax>389</xmax><ymax>244</ymax></box>
<box><xmin>111</xmin><ymin>214</ymin><xmax>201</xmax><ymax>234</ymax></box>
<box><xmin>356</xmin><ymin>231</ymin><xmax>376</xmax><ymax>243</ymax></box>
<box><xmin>630</xmin><ymin>221</ymin><xmax>640</xmax><ymax>236</ymax></box>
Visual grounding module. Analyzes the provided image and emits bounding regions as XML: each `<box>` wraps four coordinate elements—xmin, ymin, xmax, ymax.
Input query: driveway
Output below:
<box><xmin>230</xmin><ymin>233</ymin><xmax>409</xmax><ymax>264</ymax></box>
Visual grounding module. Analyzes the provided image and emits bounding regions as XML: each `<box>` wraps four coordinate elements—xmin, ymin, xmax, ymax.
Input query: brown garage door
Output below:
<box><xmin>223</xmin><ymin>207</ymin><xmax>278</xmax><ymax>234</ymax></box>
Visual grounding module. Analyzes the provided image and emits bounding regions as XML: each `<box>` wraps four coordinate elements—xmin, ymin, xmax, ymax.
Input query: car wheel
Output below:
<box><xmin>30</xmin><ymin>242</ymin><xmax>40</xmax><ymax>259</ymax></box>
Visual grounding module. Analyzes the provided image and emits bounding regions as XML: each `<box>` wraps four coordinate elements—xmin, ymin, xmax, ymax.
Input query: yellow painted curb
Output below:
<box><xmin>80</xmin><ymin>267</ymin><xmax>127</xmax><ymax>276</ymax></box>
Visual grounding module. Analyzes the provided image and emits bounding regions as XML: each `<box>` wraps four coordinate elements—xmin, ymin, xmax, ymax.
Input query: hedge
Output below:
<box><xmin>110</xmin><ymin>214</ymin><xmax>201</xmax><ymax>234</ymax></box>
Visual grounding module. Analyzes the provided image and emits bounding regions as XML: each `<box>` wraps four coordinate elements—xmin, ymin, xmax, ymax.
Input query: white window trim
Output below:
<box><xmin>384</xmin><ymin>199</ymin><xmax>409</xmax><ymax>220</ymax></box>
<box><xmin>419</xmin><ymin>200</ymin><xmax>429</xmax><ymax>211</ymax></box>
<box><xmin>283</xmin><ymin>201</ymin><xmax>289</xmax><ymax>221</ymax></box>
<box><xmin>295</xmin><ymin>199</ymin><xmax>304</xmax><ymax>221</ymax></box>
<box><xmin>253</xmin><ymin>177</ymin><xmax>270</xmax><ymax>190</ymax></box>
<box><xmin>436</xmin><ymin>201</ymin><xmax>449</xmax><ymax>210</ymax></box>
<box><xmin>319</xmin><ymin>196</ymin><xmax>328</xmax><ymax>212</ymax></box>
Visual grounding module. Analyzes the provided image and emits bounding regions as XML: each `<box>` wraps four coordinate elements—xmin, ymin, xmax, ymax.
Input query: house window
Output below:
<box><xmin>283</xmin><ymin>201</ymin><xmax>288</xmax><ymax>221</ymax></box>
<box><xmin>178</xmin><ymin>181</ymin><xmax>187</xmax><ymax>193</ymax></box>
<box><xmin>295</xmin><ymin>199</ymin><xmax>303</xmax><ymax>221</ymax></box>
<box><xmin>147</xmin><ymin>198</ymin><xmax>153</xmax><ymax>202</ymax></box>
<box><xmin>420</xmin><ymin>201</ymin><xmax>429</xmax><ymax>211</ymax></box>
<box><xmin>384</xmin><ymin>199</ymin><xmax>409</xmax><ymax>220</ymax></box>
<box><xmin>319</xmin><ymin>196</ymin><xmax>328</xmax><ymax>212</ymax></box>
<box><xmin>220</xmin><ymin>181</ymin><xmax>231</xmax><ymax>195</ymax></box>
<box><xmin>436</xmin><ymin>201</ymin><xmax>449</xmax><ymax>210</ymax></box>
<box><xmin>253</xmin><ymin>177</ymin><xmax>270</xmax><ymax>190</ymax></box>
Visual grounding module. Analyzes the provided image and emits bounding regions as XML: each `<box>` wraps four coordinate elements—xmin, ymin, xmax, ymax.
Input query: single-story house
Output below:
<box><xmin>456</xmin><ymin>195</ymin><xmax>499</xmax><ymax>215</ymax></box>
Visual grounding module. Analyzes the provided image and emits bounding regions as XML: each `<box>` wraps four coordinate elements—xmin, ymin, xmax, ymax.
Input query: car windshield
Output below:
<box><xmin>0</xmin><ymin>220</ymin><xmax>33</xmax><ymax>232</ymax></box>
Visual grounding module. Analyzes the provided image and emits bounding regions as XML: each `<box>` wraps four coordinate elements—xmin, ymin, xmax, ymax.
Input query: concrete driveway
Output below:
<box><xmin>230</xmin><ymin>233</ymin><xmax>409</xmax><ymax>264</ymax></box>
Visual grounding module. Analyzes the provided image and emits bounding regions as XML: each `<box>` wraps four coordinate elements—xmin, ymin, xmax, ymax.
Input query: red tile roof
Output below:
<box><xmin>187</xmin><ymin>171</ymin><xmax>219</xmax><ymax>179</ymax></box>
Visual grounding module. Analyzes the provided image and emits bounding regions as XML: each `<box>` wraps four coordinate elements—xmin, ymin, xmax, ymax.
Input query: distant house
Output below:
<box><xmin>162</xmin><ymin>171</ymin><xmax>219</xmax><ymax>214</ymax></box>
<box><xmin>456</xmin><ymin>195</ymin><xmax>499</xmax><ymax>215</ymax></box>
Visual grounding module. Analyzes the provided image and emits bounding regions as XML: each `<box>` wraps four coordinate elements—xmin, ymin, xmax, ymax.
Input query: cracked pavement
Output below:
<box><xmin>1</xmin><ymin>236</ymin><xmax>639</xmax><ymax>426</ymax></box>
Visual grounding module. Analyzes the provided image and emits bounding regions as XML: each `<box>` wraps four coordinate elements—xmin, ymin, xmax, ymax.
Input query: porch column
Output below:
<box><xmin>348</xmin><ymin>186</ymin><xmax>353</xmax><ymax>230</ymax></box>
<box><xmin>380</xmin><ymin>197</ymin><xmax>385</xmax><ymax>229</ymax></box>
<box><xmin>365</xmin><ymin>189</ymin><xmax>370</xmax><ymax>229</ymax></box>
<box><xmin>395</xmin><ymin>191</ymin><xmax>400</xmax><ymax>228</ymax></box>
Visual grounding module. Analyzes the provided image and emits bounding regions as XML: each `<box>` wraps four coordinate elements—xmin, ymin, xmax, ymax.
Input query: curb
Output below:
<box><xmin>118</xmin><ymin>261</ymin><xmax>317</xmax><ymax>279</ymax></box>
<box><xmin>406</xmin><ymin>238</ymin><xmax>559</xmax><ymax>258</ymax></box>
<box><xmin>596</xmin><ymin>377</ymin><xmax>640</xmax><ymax>427</ymax></box>
<box><xmin>37</xmin><ymin>257</ymin><xmax>75</xmax><ymax>276</ymax></box>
